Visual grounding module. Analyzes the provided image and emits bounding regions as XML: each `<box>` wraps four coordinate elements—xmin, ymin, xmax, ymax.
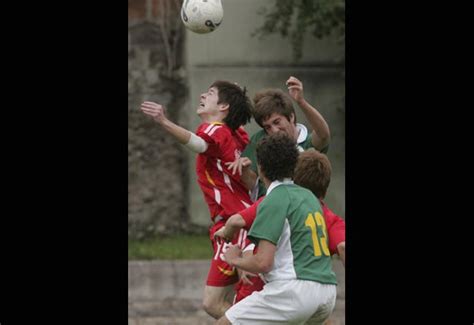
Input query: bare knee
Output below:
<box><xmin>202</xmin><ymin>296</ymin><xmax>220</xmax><ymax>318</ymax></box>
<box><xmin>215</xmin><ymin>315</ymin><xmax>232</xmax><ymax>325</ymax></box>
<box><xmin>203</xmin><ymin>295</ymin><xmax>231</xmax><ymax>319</ymax></box>
<box><xmin>203</xmin><ymin>285</ymin><xmax>233</xmax><ymax>319</ymax></box>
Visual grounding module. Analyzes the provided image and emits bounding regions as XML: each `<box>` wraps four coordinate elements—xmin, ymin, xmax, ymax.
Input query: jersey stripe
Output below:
<box><xmin>240</xmin><ymin>200</ymin><xmax>251</xmax><ymax>208</ymax></box>
<box><xmin>203</xmin><ymin>123</ymin><xmax>223</xmax><ymax>135</ymax></box>
<box><xmin>203</xmin><ymin>123</ymin><xmax>217</xmax><ymax>134</ymax></box>
<box><xmin>217</xmin><ymin>159</ymin><xmax>234</xmax><ymax>192</ymax></box>
<box><xmin>207</xmin><ymin>125</ymin><xmax>222</xmax><ymax>136</ymax></box>
<box><xmin>237</xmin><ymin>229</ymin><xmax>244</xmax><ymax>247</ymax></box>
<box><xmin>213</xmin><ymin>188</ymin><xmax>221</xmax><ymax>204</ymax></box>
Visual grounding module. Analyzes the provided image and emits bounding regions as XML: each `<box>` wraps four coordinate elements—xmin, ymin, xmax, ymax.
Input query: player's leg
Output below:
<box><xmin>215</xmin><ymin>315</ymin><xmax>232</xmax><ymax>325</ymax></box>
<box><xmin>202</xmin><ymin>284</ymin><xmax>234</xmax><ymax>319</ymax></box>
<box><xmin>225</xmin><ymin>280</ymin><xmax>335</xmax><ymax>324</ymax></box>
<box><xmin>305</xmin><ymin>282</ymin><xmax>337</xmax><ymax>325</ymax></box>
<box><xmin>322</xmin><ymin>319</ymin><xmax>336</xmax><ymax>325</ymax></box>
<box><xmin>204</xmin><ymin>226</ymin><xmax>239</xmax><ymax>318</ymax></box>
<box><xmin>233</xmin><ymin>242</ymin><xmax>265</xmax><ymax>304</ymax></box>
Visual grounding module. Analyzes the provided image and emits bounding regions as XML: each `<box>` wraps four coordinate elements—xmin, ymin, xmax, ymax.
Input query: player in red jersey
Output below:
<box><xmin>140</xmin><ymin>80</ymin><xmax>253</xmax><ymax>319</ymax></box>
<box><xmin>215</xmin><ymin>148</ymin><xmax>345</xmax><ymax>303</ymax></box>
<box><xmin>294</xmin><ymin>149</ymin><xmax>345</xmax><ymax>265</ymax></box>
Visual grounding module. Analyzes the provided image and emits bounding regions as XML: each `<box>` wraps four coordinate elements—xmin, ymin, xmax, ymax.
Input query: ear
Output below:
<box><xmin>289</xmin><ymin>113</ymin><xmax>295</xmax><ymax>124</ymax></box>
<box><xmin>218</xmin><ymin>102</ymin><xmax>229</xmax><ymax>112</ymax></box>
<box><xmin>257</xmin><ymin>164</ymin><xmax>263</xmax><ymax>179</ymax></box>
<box><xmin>257</xmin><ymin>164</ymin><xmax>269</xmax><ymax>186</ymax></box>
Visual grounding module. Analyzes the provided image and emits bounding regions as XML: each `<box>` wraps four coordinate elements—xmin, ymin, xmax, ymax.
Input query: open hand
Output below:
<box><xmin>214</xmin><ymin>226</ymin><xmax>232</xmax><ymax>243</ymax></box>
<box><xmin>140</xmin><ymin>101</ymin><xmax>167</xmax><ymax>124</ymax></box>
<box><xmin>238</xmin><ymin>269</ymin><xmax>258</xmax><ymax>285</ymax></box>
<box><xmin>286</xmin><ymin>76</ymin><xmax>304</xmax><ymax>104</ymax></box>
<box><xmin>223</xmin><ymin>244</ymin><xmax>242</xmax><ymax>266</ymax></box>
<box><xmin>225</xmin><ymin>157</ymin><xmax>252</xmax><ymax>176</ymax></box>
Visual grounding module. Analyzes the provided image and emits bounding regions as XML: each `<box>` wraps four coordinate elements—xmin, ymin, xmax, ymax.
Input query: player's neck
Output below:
<box><xmin>199</xmin><ymin>112</ymin><xmax>225</xmax><ymax>124</ymax></box>
<box><xmin>261</xmin><ymin>175</ymin><xmax>272</xmax><ymax>189</ymax></box>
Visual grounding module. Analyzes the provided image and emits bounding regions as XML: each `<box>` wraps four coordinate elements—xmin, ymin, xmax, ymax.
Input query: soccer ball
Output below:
<box><xmin>181</xmin><ymin>0</ymin><xmax>224</xmax><ymax>34</ymax></box>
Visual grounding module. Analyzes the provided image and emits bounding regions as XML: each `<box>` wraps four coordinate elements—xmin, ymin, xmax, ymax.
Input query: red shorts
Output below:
<box><xmin>233</xmin><ymin>274</ymin><xmax>265</xmax><ymax>303</ymax></box>
<box><xmin>206</xmin><ymin>221</ymin><xmax>249</xmax><ymax>287</ymax></box>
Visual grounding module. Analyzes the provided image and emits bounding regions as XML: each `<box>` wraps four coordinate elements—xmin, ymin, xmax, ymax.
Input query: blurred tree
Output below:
<box><xmin>129</xmin><ymin>0</ymin><xmax>195</xmax><ymax>239</ymax></box>
<box><xmin>253</xmin><ymin>0</ymin><xmax>345</xmax><ymax>61</ymax></box>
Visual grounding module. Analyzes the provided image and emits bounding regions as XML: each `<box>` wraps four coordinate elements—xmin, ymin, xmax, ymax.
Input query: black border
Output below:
<box><xmin>1</xmin><ymin>1</ymin><xmax>128</xmax><ymax>323</ymax></box>
<box><xmin>346</xmin><ymin>0</ymin><xmax>473</xmax><ymax>322</ymax></box>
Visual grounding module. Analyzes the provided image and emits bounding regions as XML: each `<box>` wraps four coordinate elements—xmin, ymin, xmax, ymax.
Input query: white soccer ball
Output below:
<box><xmin>181</xmin><ymin>0</ymin><xmax>224</xmax><ymax>34</ymax></box>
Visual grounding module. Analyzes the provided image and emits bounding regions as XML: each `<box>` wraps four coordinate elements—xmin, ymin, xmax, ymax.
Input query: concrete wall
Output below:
<box><xmin>184</xmin><ymin>0</ymin><xmax>345</xmax><ymax>227</ymax></box>
<box><xmin>128</xmin><ymin>258</ymin><xmax>345</xmax><ymax>324</ymax></box>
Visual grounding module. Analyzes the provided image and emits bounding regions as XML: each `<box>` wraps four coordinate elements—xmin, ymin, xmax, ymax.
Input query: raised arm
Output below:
<box><xmin>140</xmin><ymin>101</ymin><xmax>208</xmax><ymax>153</ymax></box>
<box><xmin>213</xmin><ymin>213</ymin><xmax>247</xmax><ymax>242</ymax></box>
<box><xmin>286</xmin><ymin>76</ymin><xmax>331</xmax><ymax>151</ymax></box>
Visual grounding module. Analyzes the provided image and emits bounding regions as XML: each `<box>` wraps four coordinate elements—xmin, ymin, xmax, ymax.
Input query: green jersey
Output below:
<box><xmin>242</xmin><ymin>123</ymin><xmax>328</xmax><ymax>199</ymax></box>
<box><xmin>248</xmin><ymin>180</ymin><xmax>337</xmax><ymax>285</ymax></box>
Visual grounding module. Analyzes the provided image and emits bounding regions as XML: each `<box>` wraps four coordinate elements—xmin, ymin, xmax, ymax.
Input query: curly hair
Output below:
<box><xmin>252</xmin><ymin>88</ymin><xmax>296</xmax><ymax>128</ymax></box>
<box><xmin>210</xmin><ymin>80</ymin><xmax>252</xmax><ymax>131</ymax></box>
<box><xmin>256</xmin><ymin>133</ymin><xmax>299</xmax><ymax>182</ymax></box>
<box><xmin>294</xmin><ymin>149</ymin><xmax>332</xmax><ymax>199</ymax></box>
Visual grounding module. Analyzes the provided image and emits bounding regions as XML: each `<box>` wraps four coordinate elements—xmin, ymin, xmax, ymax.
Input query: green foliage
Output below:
<box><xmin>128</xmin><ymin>234</ymin><xmax>212</xmax><ymax>260</ymax></box>
<box><xmin>253</xmin><ymin>0</ymin><xmax>345</xmax><ymax>61</ymax></box>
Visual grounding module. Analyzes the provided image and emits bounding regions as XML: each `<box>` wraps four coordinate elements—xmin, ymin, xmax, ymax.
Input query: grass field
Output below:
<box><xmin>128</xmin><ymin>234</ymin><xmax>212</xmax><ymax>260</ymax></box>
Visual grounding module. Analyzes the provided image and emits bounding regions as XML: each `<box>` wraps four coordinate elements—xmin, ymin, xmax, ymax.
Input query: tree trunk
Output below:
<box><xmin>128</xmin><ymin>0</ymin><xmax>195</xmax><ymax>239</ymax></box>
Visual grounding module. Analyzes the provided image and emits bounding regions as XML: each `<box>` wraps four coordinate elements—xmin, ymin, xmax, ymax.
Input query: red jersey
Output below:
<box><xmin>239</xmin><ymin>196</ymin><xmax>345</xmax><ymax>255</ymax></box>
<box><xmin>240</xmin><ymin>196</ymin><xmax>264</xmax><ymax>230</ymax></box>
<box><xmin>196</xmin><ymin>122</ymin><xmax>253</xmax><ymax>223</ymax></box>
<box><xmin>320</xmin><ymin>201</ymin><xmax>346</xmax><ymax>255</ymax></box>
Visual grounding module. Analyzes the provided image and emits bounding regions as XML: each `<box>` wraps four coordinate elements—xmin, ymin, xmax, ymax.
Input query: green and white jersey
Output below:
<box><xmin>242</xmin><ymin>124</ymin><xmax>328</xmax><ymax>199</ymax></box>
<box><xmin>248</xmin><ymin>179</ymin><xmax>337</xmax><ymax>285</ymax></box>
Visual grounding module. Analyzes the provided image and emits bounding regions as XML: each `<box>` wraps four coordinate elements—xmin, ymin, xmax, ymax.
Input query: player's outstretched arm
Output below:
<box><xmin>324</xmin><ymin>207</ymin><xmax>345</xmax><ymax>267</ymax></box>
<box><xmin>214</xmin><ymin>214</ymin><xmax>246</xmax><ymax>242</ymax></box>
<box><xmin>140</xmin><ymin>101</ymin><xmax>208</xmax><ymax>153</ymax></box>
<box><xmin>286</xmin><ymin>76</ymin><xmax>331</xmax><ymax>151</ymax></box>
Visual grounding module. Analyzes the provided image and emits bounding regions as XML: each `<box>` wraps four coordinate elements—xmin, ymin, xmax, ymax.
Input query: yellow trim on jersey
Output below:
<box><xmin>218</xmin><ymin>266</ymin><xmax>236</xmax><ymax>276</ymax></box>
<box><xmin>205</xmin><ymin>170</ymin><xmax>216</xmax><ymax>186</ymax></box>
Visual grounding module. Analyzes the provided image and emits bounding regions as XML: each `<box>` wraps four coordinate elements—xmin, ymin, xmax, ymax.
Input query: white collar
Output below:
<box><xmin>266</xmin><ymin>178</ymin><xmax>294</xmax><ymax>195</ymax></box>
<box><xmin>296</xmin><ymin>123</ymin><xmax>308</xmax><ymax>144</ymax></box>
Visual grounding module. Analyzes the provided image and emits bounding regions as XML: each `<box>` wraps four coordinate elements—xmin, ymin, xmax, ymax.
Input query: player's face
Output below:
<box><xmin>261</xmin><ymin>113</ymin><xmax>297</xmax><ymax>140</ymax></box>
<box><xmin>197</xmin><ymin>87</ymin><xmax>220</xmax><ymax>116</ymax></box>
